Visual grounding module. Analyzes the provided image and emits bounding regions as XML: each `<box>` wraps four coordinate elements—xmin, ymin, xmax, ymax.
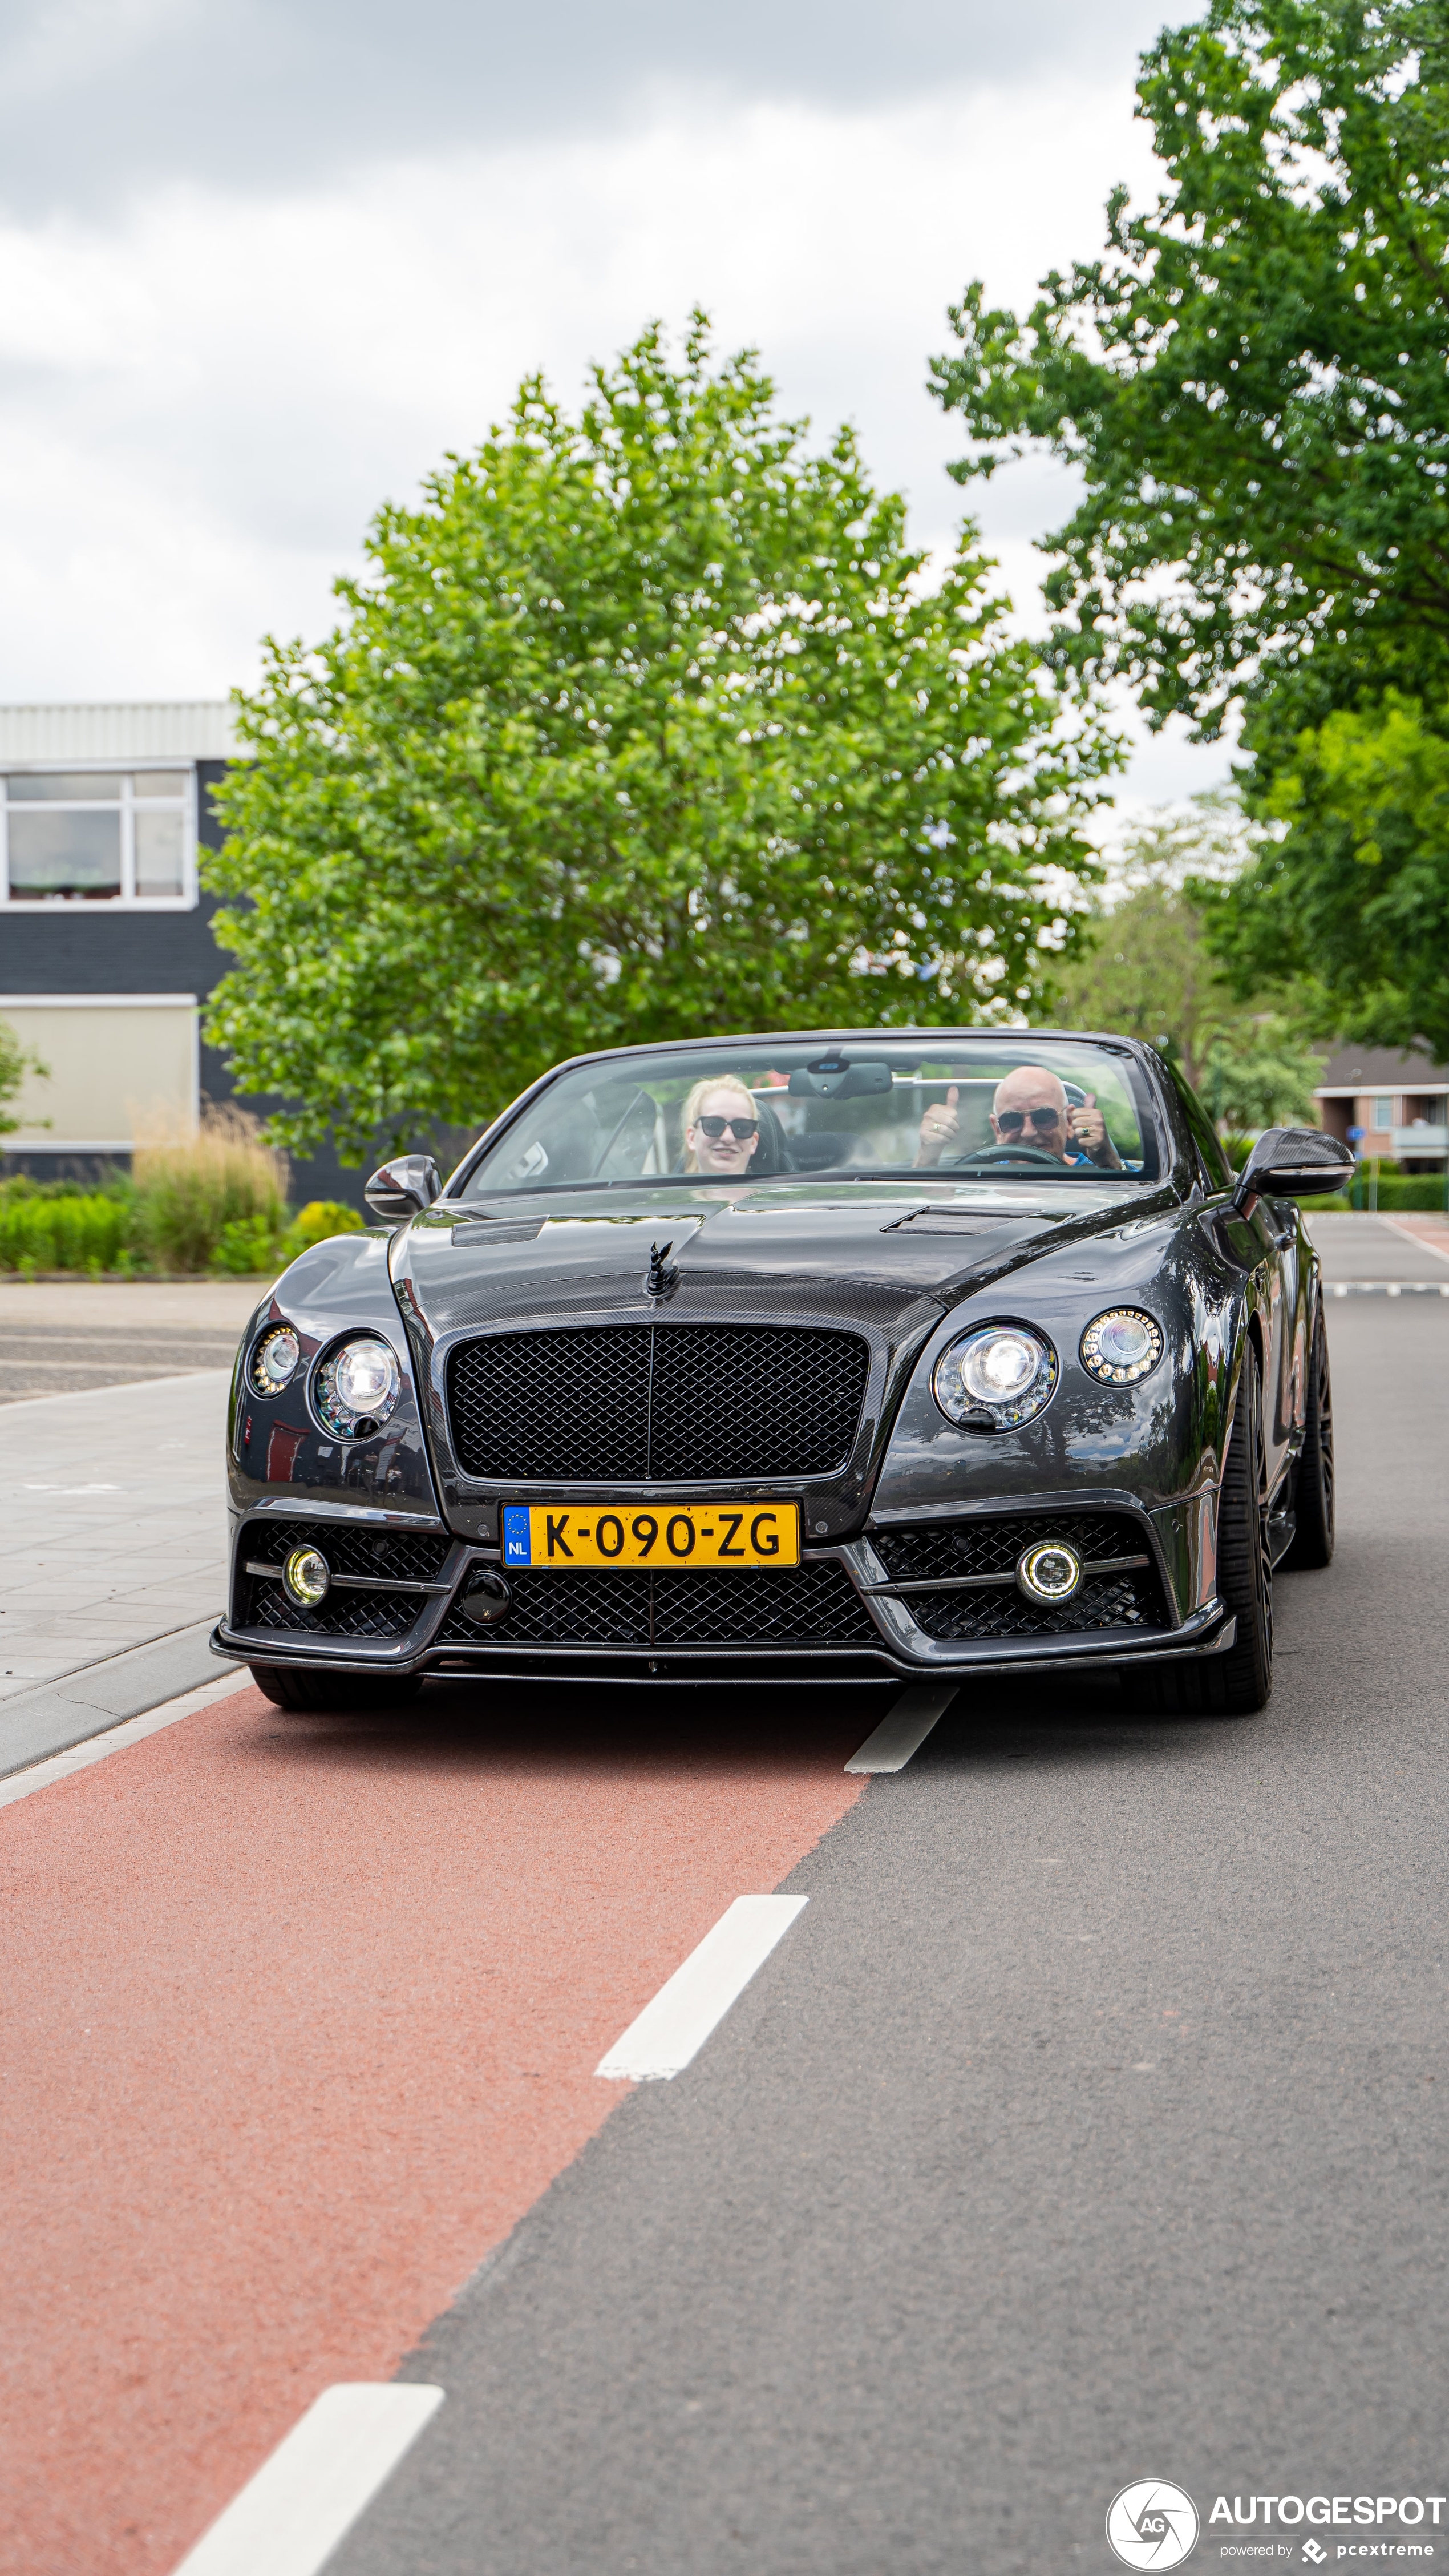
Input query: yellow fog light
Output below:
<box><xmin>1017</xmin><ymin>1540</ymin><xmax>1082</xmax><ymax>1605</ymax></box>
<box><xmin>282</xmin><ymin>1545</ymin><xmax>330</xmax><ymax>1607</ymax></box>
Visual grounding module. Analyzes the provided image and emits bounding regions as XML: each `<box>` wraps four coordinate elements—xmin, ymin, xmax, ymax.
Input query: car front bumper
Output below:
<box><xmin>212</xmin><ymin>1497</ymin><xmax>1233</xmax><ymax>1687</ymax></box>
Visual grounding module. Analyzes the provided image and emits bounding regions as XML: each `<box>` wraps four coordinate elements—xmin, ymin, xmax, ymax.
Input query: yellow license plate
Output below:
<box><xmin>501</xmin><ymin>1501</ymin><xmax>801</xmax><ymax>1570</ymax></box>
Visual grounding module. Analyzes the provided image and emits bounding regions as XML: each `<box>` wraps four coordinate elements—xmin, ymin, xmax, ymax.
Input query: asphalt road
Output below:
<box><xmin>0</xmin><ymin>1279</ymin><xmax>256</xmax><ymax>1400</ymax></box>
<box><xmin>328</xmin><ymin>1294</ymin><xmax>1449</xmax><ymax>2576</ymax></box>
<box><xmin>4</xmin><ymin>1283</ymin><xmax>1447</xmax><ymax>2576</ymax></box>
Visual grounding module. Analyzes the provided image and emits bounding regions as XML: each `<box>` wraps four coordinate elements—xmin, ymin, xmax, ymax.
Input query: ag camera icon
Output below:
<box><xmin>1106</xmin><ymin>2480</ymin><xmax>1201</xmax><ymax>2570</ymax></box>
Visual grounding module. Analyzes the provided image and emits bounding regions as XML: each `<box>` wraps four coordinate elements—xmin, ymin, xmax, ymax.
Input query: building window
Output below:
<box><xmin>1372</xmin><ymin>1095</ymin><xmax>1394</xmax><ymax>1129</ymax></box>
<box><xmin>0</xmin><ymin>766</ymin><xmax>194</xmax><ymax>906</ymax></box>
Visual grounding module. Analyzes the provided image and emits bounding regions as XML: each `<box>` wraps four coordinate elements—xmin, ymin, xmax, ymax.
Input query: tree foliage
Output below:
<box><xmin>206</xmin><ymin>318</ymin><xmax>1115</xmax><ymax>1160</ymax></box>
<box><xmin>1199</xmin><ymin>688</ymin><xmax>1449</xmax><ymax>1055</ymax></box>
<box><xmin>931</xmin><ymin>0</ymin><xmax>1449</xmax><ymax>1057</ymax></box>
<box><xmin>1050</xmin><ymin>805</ymin><xmax>1323</xmax><ymax>1127</ymax></box>
<box><xmin>931</xmin><ymin>0</ymin><xmax>1449</xmax><ymax>752</ymax></box>
<box><xmin>0</xmin><ymin>1020</ymin><xmax>47</xmax><ymax>1137</ymax></box>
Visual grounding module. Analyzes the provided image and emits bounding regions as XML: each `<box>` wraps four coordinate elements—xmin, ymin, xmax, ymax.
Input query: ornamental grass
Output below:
<box><xmin>129</xmin><ymin>1104</ymin><xmax>289</xmax><ymax>1275</ymax></box>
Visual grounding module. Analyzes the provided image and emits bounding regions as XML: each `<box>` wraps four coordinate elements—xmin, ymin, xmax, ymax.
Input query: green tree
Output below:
<box><xmin>0</xmin><ymin>1020</ymin><xmax>47</xmax><ymax>1137</ymax></box>
<box><xmin>929</xmin><ymin>0</ymin><xmax>1449</xmax><ymax>1055</ymax></box>
<box><xmin>1050</xmin><ymin>805</ymin><xmax>1323</xmax><ymax>1127</ymax></box>
<box><xmin>1200</xmin><ymin>689</ymin><xmax>1449</xmax><ymax>1059</ymax></box>
<box><xmin>206</xmin><ymin>317</ymin><xmax>1116</xmax><ymax>1160</ymax></box>
<box><xmin>930</xmin><ymin>0</ymin><xmax>1449</xmax><ymax>748</ymax></box>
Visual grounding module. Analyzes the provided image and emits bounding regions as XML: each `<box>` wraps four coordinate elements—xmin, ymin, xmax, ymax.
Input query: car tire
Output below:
<box><xmin>1282</xmin><ymin>1308</ymin><xmax>1334</xmax><ymax>1571</ymax></box>
<box><xmin>1123</xmin><ymin>1340</ymin><xmax>1273</xmax><ymax>1718</ymax></box>
<box><xmin>248</xmin><ymin>1664</ymin><xmax>423</xmax><ymax>1714</ymax></box>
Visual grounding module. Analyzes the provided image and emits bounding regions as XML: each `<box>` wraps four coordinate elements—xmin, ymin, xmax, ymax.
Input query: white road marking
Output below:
<box><xmin>169</xmin><ymin>2382</ymin><xmax>443</xmax><ymax>2576</ymax></box>
<box><xmin>596</xmin><ymin>1892</ymin><xmax>808</xmax><ymax>2082</ymax></box>
<box><xmin>0</xmin><ymin>1669</ymin><xmax>251</xmax><ymax>1811</ymax></box>
<box><xmin>1382</xmin><ymin>1215</ymin><xmax>1449</xmax><ymax>1266</ymax></box>
<box><xmin>21</xmin><ymin>1481</ymin><xmax>122</xmax><ymax>1493</ymax></box>
<box><xmin>845</xmin><ymin>1685</ymin><xmax>957</xmax><ymax>1774</ymax></box>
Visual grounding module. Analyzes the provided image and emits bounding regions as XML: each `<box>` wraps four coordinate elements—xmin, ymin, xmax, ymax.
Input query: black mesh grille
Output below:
<box><xmin>871</xmin><ymin>1510</ymin><xmax>1167</xmax><ymax>1641</ymax></box>
<box><xmin>234</xmin><ymin>1517</ymin><xmax>453</xmax><ymax>1640</ymax></box>
<box><xmin>240</xmin><ymin>1581</ymin><xmax>423</xmax><ymax>1640</ymax></box>
<box><xmin>240</xmin><ymin>1519</ymin><xmax>454</xmax><ymax>1581</ymax></box>
<box><xmin>446</xmin><ymin>1325</ymin><xmax>870</xmax><ymax>1483</ymax></box>
<box><xmin>436</xmin><ymin>1561</ymin><xmax>878</xmax><ymax>1649</ymax></box>
<box><xmin>902</xmin><ymin>1571</ymin><xmax>1163</xmax><ymax>1642</ymax></box>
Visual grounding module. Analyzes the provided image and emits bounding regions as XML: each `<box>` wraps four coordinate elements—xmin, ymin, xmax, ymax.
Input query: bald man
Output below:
<box><xmin>915</xmin><ymin>1065</ymin><xmax>1123</xmax><ymax>1172</ymax></box>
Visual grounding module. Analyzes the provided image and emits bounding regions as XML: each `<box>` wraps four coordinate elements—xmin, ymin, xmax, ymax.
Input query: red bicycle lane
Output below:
<box><xmin>0</xmin><ymin>1681</ymin><xmax>868</xmax><ymax>2575</ymax></box>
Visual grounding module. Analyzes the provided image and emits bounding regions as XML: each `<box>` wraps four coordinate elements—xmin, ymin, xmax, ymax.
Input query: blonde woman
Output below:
<box><xmin>681</xmin><ymin>1073</ymin><xmax>761</xmax><ymax>1176</ymax></box>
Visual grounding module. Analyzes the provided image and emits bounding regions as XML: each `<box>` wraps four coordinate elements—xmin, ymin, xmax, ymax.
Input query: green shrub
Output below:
<box><xmin>132</xmin><ymin>1105</ymin><xmax>288</xmax><ymax>1274</ymax></box>
<box><xmin>278</xmin><ymin>1199</ymin><xmax>365</xmax><ymax>1263</ymax></box>
<box><xmin>0</xmin><ymin>1193</ymin><xmax>135</xmax><ymax>1272</ymax></box>
<box><xmin>212</xmin><ymin>1214</ymin><xmax>286</xmax><ymax>1275</ymax></box>
<box><xmin>1314</xmin><ymin>1176</ymin><xmax>1448</xmax><ymax>1213</ymax></box>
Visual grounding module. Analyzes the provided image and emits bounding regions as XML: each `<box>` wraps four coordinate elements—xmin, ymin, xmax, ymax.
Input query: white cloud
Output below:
<box><xmin>0</xmin><ymin>66</ymin><xmax>1231</xmax><ymax>802</ymax></box>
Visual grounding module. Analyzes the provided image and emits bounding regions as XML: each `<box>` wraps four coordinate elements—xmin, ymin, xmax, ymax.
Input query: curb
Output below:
<box><xmin>0</xmin><ymin>1621</ymin><xmax>239</xmax><ymax>1781</ymax></box>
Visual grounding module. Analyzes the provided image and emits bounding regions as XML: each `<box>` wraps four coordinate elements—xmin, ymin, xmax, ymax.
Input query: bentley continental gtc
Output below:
<box><xmin>214</xmin><ymin>1031</ymin><xmax>1351</xmax><ymax>1716</ymax></box>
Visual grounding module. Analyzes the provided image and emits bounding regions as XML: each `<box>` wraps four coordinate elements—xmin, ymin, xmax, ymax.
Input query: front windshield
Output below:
<box><xmin>458</xmin><ymin>1037</ymin><xmax>1161</xmax><ymax>1198</ymax></box>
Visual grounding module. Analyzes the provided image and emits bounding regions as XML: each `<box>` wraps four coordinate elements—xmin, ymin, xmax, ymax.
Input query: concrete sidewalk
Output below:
<box><xmin>1</xmin><ymin>1370</ymin><xmax>233</xmax><ymax>1707</ymax></box>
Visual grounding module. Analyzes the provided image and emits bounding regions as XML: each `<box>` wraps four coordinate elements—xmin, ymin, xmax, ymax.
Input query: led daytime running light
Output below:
<box><xmin>1079</xmin><ymin>1309</ymin><xmax>1165</xmax><ymax>1386</ymax></box>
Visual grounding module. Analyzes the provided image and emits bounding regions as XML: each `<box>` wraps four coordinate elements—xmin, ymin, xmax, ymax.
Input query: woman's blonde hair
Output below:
<box><xmin>681</xmin><ymin>1073</ymin><xmax>757</xmax><ymax>1173</ymax></box>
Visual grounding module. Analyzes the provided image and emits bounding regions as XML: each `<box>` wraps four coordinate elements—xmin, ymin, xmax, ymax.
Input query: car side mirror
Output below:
<box><xmin>1231</xmin><ymin>1127</ymin><xmax>1354</xmax><ymax>1209</ymax></box>
<box><xmin>364</xmin><ymin>1153</ymin><xmax>442</xmax><ymax>1223</ymax></box>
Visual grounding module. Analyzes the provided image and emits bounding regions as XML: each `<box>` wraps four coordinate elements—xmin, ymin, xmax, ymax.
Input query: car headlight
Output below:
<box><xmin>314</xmin><ymin>1336</ymin><xmax>401</xmax><ymax>1438</ymax></box>
<box><xmin>1079</xmin><ymin>1308</ymin><xmax>1164</xmax><ymax>1386</ymax></box>
<box><xmin>249</xmin><ymin>1325</ymin><xmax>300</xmax><ymax>1396</ymax></box>
<box><xmin>933</xmin><ymin>1323</ymin><xmax>1058</xmax><ymax>1430</ymax></box>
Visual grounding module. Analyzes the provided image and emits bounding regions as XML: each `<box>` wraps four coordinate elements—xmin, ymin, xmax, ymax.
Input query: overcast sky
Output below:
<box><xmin>0</xmin><ymin>0</ymin><xmax>1223</xmax><ymax>805</ymax></box>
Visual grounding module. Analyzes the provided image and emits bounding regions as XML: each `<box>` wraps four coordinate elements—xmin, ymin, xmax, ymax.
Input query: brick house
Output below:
<box><xmin>1314</xmin><ymin>1045</ymin><xmax>1449</xmax><ymax>1171</ymax></box>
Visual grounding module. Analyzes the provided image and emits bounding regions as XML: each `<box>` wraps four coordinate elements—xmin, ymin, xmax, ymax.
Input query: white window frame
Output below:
<box><xmin>1373</xmin><ymin>1095</ymin><xmax>1395</xmax><ymax>1128</ymax></box>
<box><xmin>0</xmin><ymin>758</ymin><xmax>199</xmax><ymax>911</ymax></box>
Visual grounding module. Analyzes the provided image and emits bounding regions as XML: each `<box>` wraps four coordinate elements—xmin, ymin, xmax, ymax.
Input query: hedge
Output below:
<box><xmin>0</xmin><ymin>1193</ymin><xmax>137</xmax><ymax>1274</ymax></box>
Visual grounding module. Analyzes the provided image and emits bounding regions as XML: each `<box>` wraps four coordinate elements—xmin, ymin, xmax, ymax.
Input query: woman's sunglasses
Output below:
<box><xmin>697</xmin><ymin>1116</ymin><xmax>759</xmax><ymax>1140</ymax></box>
<box><xmin>996</xmin><ymin>1106</ymin><xmax>1065</xmax><ymax>1134</ymax></box>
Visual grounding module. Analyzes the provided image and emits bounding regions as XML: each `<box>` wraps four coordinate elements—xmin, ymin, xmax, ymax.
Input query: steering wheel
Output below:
<box><xmin>950</xmin><ymin>1144</ymin><xmax>1069</xmax><ymax>1172</ymax></box>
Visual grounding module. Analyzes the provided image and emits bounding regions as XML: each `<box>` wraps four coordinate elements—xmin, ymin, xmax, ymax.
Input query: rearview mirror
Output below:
<box><xmin>1231</xmin><ymin>1127</ymin><xmax>1354</xmax><ymax>1208</ymax></box>
<box><xmin>364</xmin><ymin>1153</ymin><xmax>442</xmax><ymax>1223</ymax></box>
<box><xmin>788</xmin><ymin>1057</ymin><xmax>892</xmax><ymax>1099</ymax></box>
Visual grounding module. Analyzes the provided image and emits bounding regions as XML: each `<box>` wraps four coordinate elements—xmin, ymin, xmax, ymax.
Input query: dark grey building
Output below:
<box><xmin>0</xmin><ymin>702</ymin><xmax>365</xmax><ymax>1208</ymax></box>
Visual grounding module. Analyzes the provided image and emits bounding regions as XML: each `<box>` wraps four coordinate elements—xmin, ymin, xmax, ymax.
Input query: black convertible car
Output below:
<box><xmin>213</xmin><ymin>1030</ymin><xmax>1351</xmax><ymax>1717</ymax></box>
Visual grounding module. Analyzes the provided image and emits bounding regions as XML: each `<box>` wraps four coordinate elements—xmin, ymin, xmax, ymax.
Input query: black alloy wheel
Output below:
<box><xmin>248</xmin><ymin>1664</ymin><xmax>423</xmax><ymax>1714</ymax></box>
<box><xmin>1124</xmin><ymin>1340</ymin><xmax>1273</xmax><ymax>1718</ymax></box>
<box><xmin>1282</xmin><ymin>1308</ymin><xmax>1335</xmax><ymax>1571</ymax></box>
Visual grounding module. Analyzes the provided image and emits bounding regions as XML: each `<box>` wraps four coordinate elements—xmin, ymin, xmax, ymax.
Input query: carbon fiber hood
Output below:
<box><xmin>386</xmin><ymin>1181</ymin><xmax>1159</xmax><ymax>1544</ymax></box>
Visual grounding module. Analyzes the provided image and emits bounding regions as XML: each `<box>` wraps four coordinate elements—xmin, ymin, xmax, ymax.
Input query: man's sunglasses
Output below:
<box><xmin>697</xmin><ymin>1115</ymin><xmax>759</xmax><ymax>1140</ymax></box>
<box><xmin>996</xmin><ymin>1106</ymin><xmax>1065</xmax><ymax>1134</ymax></box>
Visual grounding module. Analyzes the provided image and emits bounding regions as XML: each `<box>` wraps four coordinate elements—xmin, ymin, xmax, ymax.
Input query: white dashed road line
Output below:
<box><xmin>845</xmin><ymin>1685</ymin><xmax>957</xmax><ymax>1774</ymax></box>
<box><xmin>169</xmin><ymin>2383</ymin><xmax>444</xmax><ymax>2576</ymax></box>
<box><xmin>597</xmin><ymin>1892</ymin><xmax>808</xmax><ymax>2081</ymax></box>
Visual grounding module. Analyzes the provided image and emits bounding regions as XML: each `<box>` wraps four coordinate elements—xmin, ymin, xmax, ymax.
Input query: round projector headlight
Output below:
<box><xmin>282</xmin><ymin>1544</ymin><xmax>330</xmax><ymax>1607</ymax></box>
<box><xmin>314</xmin><ymin>1337</ymin><xmax>400</xmax><ymax>1438</ymax></box>
<box><xmin>933</xmin><ymin>1323</ymin><xmax>1058</xmax><ymax>1430</ymax></box>
<box><xmin>1017</xmin><ymin>1539</ymin><xmax>1083</xmax><ymax>1604</ymax></box>
<box><xmin>250</xmin><ymin>1325</ymin><xmax>300</xmax><ymax>1397</ymax></box>
<box><xmin>1080</xmin><ymin>1308</ymin><xmax>1164</xmax><ymax>1386</ymax></box>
